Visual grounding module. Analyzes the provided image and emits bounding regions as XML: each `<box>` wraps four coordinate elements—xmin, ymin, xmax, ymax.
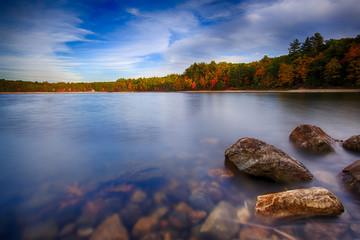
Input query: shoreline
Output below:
<box><xmin>1</xmin><ymin>89</ymin><xmax>360</xmax><ymax>94</ymax></box>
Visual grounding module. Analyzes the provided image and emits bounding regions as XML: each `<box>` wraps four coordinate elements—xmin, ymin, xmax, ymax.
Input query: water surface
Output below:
<box><xmin>0</xmin><ymin>92</ymin><xmax>360</xmax><ymax>239</ymax></box>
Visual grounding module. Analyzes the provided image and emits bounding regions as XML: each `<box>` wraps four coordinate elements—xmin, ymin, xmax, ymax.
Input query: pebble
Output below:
<box><xmin>153</xmin><ymin>192</ymin><xmax>168</xmax><ymax>205</ymax></box>
<box><xmin>151</xmin><ymin>206</ymin><xmax>169</xmax><ymax>219</ymax></box>
<box><xmin>58</xmin><ymin>223</ymin><xmax>76</xmax><ymax>237</ymax></box>
<box><xmin>120</xmin><ymin>204</ymin><xmax>142</xmax><ymax>228</ymax></box>
<box><xmin>174</xmin><ymin>202</ymin><xmax>193</xmax><ymax>215</ymax></box>
<box><xmin>77</xmin><ymin>227</ymin><xmax>94</xmax><ymax>237</ymax></box>
<box><xmin>239</xmin><ymin>227</ymin><xmax>270</xmax><ymax>240</ymax></box>
<box><xmin>131</xmin><ymin>189</ymin><xmax>147</xmax><ymax>203</ymax></box>
<box><xmin>189</xmin><ymin>210</ymin><xmax>207</xmax><ymax>224</ymax></box>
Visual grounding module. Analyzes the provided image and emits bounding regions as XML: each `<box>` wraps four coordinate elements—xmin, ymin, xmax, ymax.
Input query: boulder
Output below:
<box><xmin>255</xmin><ymin>187</ymin><xmax>344</xmax><ymax>223</ymax></box>
<box><xmin>90</xmin><ymin>214</ymin><xmax>129</xmax><ymax>240</ymax></box>
<box><xmin>343</xmin><ymin>135</ymin><xmax>360</xmax><ymax>152</ymax></box>
<box><xmin>224</xmin><ymin>137</ymin><xmax>313</xmax><ymax>183</ymax></box>
<box><xmin>200</xmin><ymin>201</ymin><xmax>239</xmax><ymax>240</ymax></box>
<box><xmin>339</xmin><ymin>160</ymin><xmax>360</xmax><ymax>195</ymax></box>
<box><xmin>289</xmin><ymin>124</ymin><xmax>335</xmax><ymax>153</ymax></box>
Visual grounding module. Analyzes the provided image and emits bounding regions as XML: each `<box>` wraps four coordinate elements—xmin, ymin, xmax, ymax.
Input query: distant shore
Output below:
<box><xmin>1</xmin><ymin>89</ymin><xmax>360</xmax><ymax>94</ymax></box>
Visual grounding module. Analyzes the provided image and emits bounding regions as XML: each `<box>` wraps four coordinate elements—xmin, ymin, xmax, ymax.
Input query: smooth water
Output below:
<box><xmin>0</xmin><ymin>92</ymin><xmax>360</xmax><ymax>239</ymax></box>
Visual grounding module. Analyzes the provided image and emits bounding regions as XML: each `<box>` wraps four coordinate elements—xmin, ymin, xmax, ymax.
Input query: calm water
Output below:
<box><xmin>0</xmin><ymin>92</ymin><xmax>360</xmax><ymax>239</ymax></box>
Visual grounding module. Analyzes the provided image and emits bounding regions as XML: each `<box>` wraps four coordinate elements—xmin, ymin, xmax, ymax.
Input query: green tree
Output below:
<box><xmin>289</xmin><ymin>39</ymin><xmax>301</xmax><ymax>54</ymax></box>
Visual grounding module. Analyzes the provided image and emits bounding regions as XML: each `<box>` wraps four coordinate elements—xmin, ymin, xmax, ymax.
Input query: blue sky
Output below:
<box><xmin>0</xmin><ymin>0</ymin><xmax>360</xmax><ymax>82</ymax></box>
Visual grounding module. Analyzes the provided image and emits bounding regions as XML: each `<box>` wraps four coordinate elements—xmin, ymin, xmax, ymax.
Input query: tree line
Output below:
<box><xmin>1</xmin><ymin>33</ymin><xmax>359</xmax><ymax>92</ymax></box>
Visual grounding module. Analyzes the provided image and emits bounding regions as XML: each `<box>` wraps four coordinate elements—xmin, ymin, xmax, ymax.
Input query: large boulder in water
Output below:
<box><xmin>343</xmin><ymin>135</ymin><xmax>360</xmax><ymax>152</ymax></box>
<box><xmin>339</xmin><ymin>160</ymin><xmax>360</xmax><ymax>195</ymax></box>
<box><xmin>200</xmin><ymin>201</ymin><xmax>239</xmax><ymax>240</ymax></box>
<box><xmin>289</xmin><ymin>124</ymin><xmax>335</xmax><ymax>153</ymax></box>
<box><xmin>255</xmin><ymin>187</ymin><xmax>344</xmax><ymax>223</ymax></box>
<box><xmin>224</xmin><ymin>137</ymin><xmax>313</xmax><ymax>183</ymax></box>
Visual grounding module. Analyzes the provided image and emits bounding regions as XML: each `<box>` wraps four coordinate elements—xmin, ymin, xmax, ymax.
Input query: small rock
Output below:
<box><xmin>189</xmin><ymin>210</ymin><xmax>207</xmax><ymax>224</ymax></box>
<box><xmin>255</xmin><ymin>187</ymin><xmax>344</xmax><ymax>223</ymax></box>
<box><xmin>289</xmin><ymin>124</ymin><xmax>335</xmax><ymax>153</ymax></box>
<box><xmin>207</xmin><ymin>168</ymin><xmax>234</xmax><ymax>179</ymax></box>
<box><xmin>304</xmin><ymin>222</ymin><xmax>348</xmax><ymax>240</ymax></box>
<box><xmin>343</xmin><ymin>135</ymin><xmax>360</xmax><ymax>152</ymax></box>
<box><xmin>350</xmin><ymin>224</ymin><xmax>360</xmax><ymax>235</ymax></box>
<box><xmin>59</xmin><ymin>223</ymin><xmax>76</xmax><ymax>237</ymax></box>
<box><xmin>237</xmin><ymin>202</ymin><xmax>250</xmax><ymax>223</ymax></box>
<box><xmin>200</xmin><ymin>201</ymin><xmax>239</xmax><ymax>240</ymax></box>
<box><xmin>174</xmin><ymin>202</ymin><xmax>193</xmax><ymax>215</ymax></box>
<box><xmin>151</xmin><ymin>206</ymin><xmax>169</xmax><ymax>219</ymax></box>
<box><xmin>140</xmin><ymin>233</ymin><xmax>162</xmax><ymax>240</ymax></box>
<box><xmin>120</xmin><ymin>204</ymin><xmax>142</xmax><ymax>228</ymax></box>
<box><xmin>77</xmin><ymin>227</ymin><xmax>94</xmax><ymax>237</ymax></box>
<box><xmin>166</xmin><ymin>182</ymin><xmax>190</xmax><ymax>202</ymax></box>
<box><xmin>225</xmin><ymin>137</ymin><xmax>313</xmax><ymax>183</ymax></box>
<box><xmin>153</xmin><ymin>192</ymin><xmax>168</xmax><ymax>205</ymax></box>
<box><xmin>131</xmin><ymin>189</ymin><xmax>147</xmax><ymax>203</ymax></box>
<box><xmin>132</xmin><ymin>217</ymin><xmax>159</xmax><ymax>239</ymax></box>
<box><xmin>189</xmin><ymin>192</ymin><xmax>215</xmax><ymax>213</ymax></box>
<box><xmin>339</xmin><ymin>159</ymin><xmax>360</xmax><ymax>195</ymax></box>
<box><xmin>239</xmin><ymin>227</ymin><xmax>270</xmax><ymax>240</ymax></box>
<box><xmin>22</xmin><ymin>220</ymin><xmax>58</xmax><ymax>240</ymax></box>
<box><xmin>168</xmin><ymin>211</ymin><xmax>190</xmax><ymax>229</ymax></box>
<box><xmin>90</xmin><ymin>214</ymin><xmax>128</xmax><ymax>240</ymax></box>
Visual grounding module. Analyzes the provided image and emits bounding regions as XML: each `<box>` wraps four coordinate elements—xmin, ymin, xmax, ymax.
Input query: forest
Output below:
<box><xmin>1</xmin><ymin>33</ymin><xmax>359</xmax><ymax>92</ymax></box>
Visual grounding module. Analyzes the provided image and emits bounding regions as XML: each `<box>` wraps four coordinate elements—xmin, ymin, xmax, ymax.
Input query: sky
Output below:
<box><xmin>0</xmin><ymin>0</ymin><xmax>360</xmax><ymax>82</ymax></box>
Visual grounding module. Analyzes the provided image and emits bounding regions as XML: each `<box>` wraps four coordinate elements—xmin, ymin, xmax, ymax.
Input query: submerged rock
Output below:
<box><xmin>304</xmin><ymin>222</ymin><xmax>348</xmax><ymax>240</ymax></box>
<box><xmin>132</xmin><ymin>217</ymin><xmax>159</xmax><ymax>239</ymax></box>
<box><xmin>90</xmin><ymin>214</ymin><xmax>128</xmax><ymax>240</ymax></box>
<box><xmin>224</xmin><ymin>137</ymin><xmax>313</xmax><ymax>183</ymax></box>
<box><xmin>255</xmin><ymin>187</ymin><xmax>344</xmax><ymax>223</ymax></box>
<box><xmin>289</xmin><ymin>124</ymin><xmax>335</xmax><ymax>153</ymax></box>
<box><xmin>189</xmin><ymin>192</ymin><xmax>215</xmax><ymax>213</ymax></box>
<box><xmin>343</xmin><ymin>135</ymin><xmax>360</xmax><ymax>152</ymax></box>
<box><xmin>339</xmin><ymin>159</ymin><xmax>360</xmax><ymax>195</ymax></box>
<box><xmin>200</xmin><ymin>201</ymin><xmax>239</xmax><ymax>240</ymax></box>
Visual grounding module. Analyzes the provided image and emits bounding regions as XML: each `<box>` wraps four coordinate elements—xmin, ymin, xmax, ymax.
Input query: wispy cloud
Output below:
<box><xmin>0</xmin><ymin>2</ymin><xmax>92</xmax><ymax>82</ymax></box>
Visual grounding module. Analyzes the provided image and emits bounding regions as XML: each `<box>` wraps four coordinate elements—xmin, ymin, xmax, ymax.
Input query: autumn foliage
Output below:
<box><xmin>1</xmin><ymin>33</ymin><xmax>360</xmax><ymax>92</ymax></box>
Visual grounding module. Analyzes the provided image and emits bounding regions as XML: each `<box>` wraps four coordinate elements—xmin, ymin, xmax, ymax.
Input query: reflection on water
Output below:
<box><xmin>0</xmin><ymin>92</ymin><xmax>360</xmax><ymax>239</ymax></box>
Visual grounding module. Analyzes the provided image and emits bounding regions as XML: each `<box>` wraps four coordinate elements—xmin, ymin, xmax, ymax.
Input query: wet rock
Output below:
<box><xmin>77</xmin><ymin>227</ymin><xmax>94</xmax><ymax>237</ymax></box>
<box><xmin>237</xmin><ymin>202</ymin><xmax>250</xmax><ymax>223</ymax></box>
<box><xmin>339</xmin><ymin>160</ymin><xmax>360</xmax><ymax>195</ymax></box>
<box><xmin>343</xmin><ymin>135</ymin><xmax>360</xmax><ymax>152</ymax></box>
<box><xmin>225</xmin><ymin>137</ymin><xmax>313</xmax><ymax>183</ymax></box>
<box><xmin>189</xmin><ymin>210</ymin><xmax>207</xmax><ymax>224</ymax></box>
<box><xmin>90</xmin><ymin>214</ymin><xmax>128</xmax><ymax>240</ymax></box>
<box><xmin>207</xmin><ymin>168</ymin><xmax>234</xmax><ymax>179</ymax></box>
<box><xmin>200</xmin><ymin>201</ymin><xmax>239</xmax><ymax>240</ymax></box>
<box><xmin>151</xmin><ymin>206</ymin><xmax>169</xmax><ymax>219</ymax></box>
<box><xmin>174</xmin><ymin>202</ymin><xmax>193</xmax><ymax>215</ymax></box>
<box><xmin>131</xmin><ymin>189</ymin><xmax>147</xmax><ymax>203</ymax></box>
<box><xmin>132</xmin><ymin>217</ymin><xmax>159</xmax><ymax>239</ymax></box>
<box><xmin>140</xmin><ymin>233</ymin><xmax>162</xmax><ymax>240</ymax></box>
<box><xmin>304</xmin><ymin>222</ymin><xmax>348</xmax><ymax>240</ymax></box>
<box><xmin>120</xmin><ymin>204</ymin><xmax>142</xmax><ymax>228</ymax></box>
<box><xmin>22</xmin><ymin>220</ymin><xmax>58</xmax><ymax>240</ymax></box>
<box><xmin>169</xmin><ymin>211</ymin><xmax>190</xmax><ymax>229</ymax></box>
<box><xmin>239</xmin><ymin>227</ymin><xmax>270</xmax><ymax>240</ymax></box>
<box><xmin>59</xmin><ymin>223</ymin><xmax>76</xmax><ymax>237</ymax></box>
<box><xmin>189</xmin><ymin>192</ymin><xmax>215</xmax><ymax>213</ymax></box>
<box><xmin>152</xmin><ymin>192</ymin><xmax>168</xmax><ymax>205</ymax></box>
<box><xmin>166</xmin><ymin>182</ymin><xmax>190</xmax><ymax>202</ymax></box>
<box><xmin>289</xmin><ymin>124</ymin><xmax>335</xmax><ymax>153</ymax></box>
<box><xmin>255</xmin><ymin>187</ymin><xmax>344</xmax><ymax>223</ymax></box>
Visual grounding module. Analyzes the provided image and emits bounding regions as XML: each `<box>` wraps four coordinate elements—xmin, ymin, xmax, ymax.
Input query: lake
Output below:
<box><xmin>0</xmin><ymin>92</ymin><xmax>360</xmax><ymax>239</ymax></box>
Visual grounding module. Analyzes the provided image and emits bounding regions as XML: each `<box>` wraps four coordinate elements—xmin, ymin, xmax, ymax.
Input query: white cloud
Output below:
<box><xmin>0</xmin><ymin>5</ymin><xmax>92</xmax><ymax>82</ymax></box>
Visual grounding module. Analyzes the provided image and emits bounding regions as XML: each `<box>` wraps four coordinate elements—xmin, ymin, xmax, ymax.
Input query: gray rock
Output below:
<box><xmin>255</xmin><ymin>187</ymin><xmax>344</xmax><ymax>223</ymax></box>
<box><xmin>339</xmin><ymin>159</ymin><xmax>360</xmax><ymax>195</ymax></box>
<box><xmin>289</xmin><ymin>124</ymin><xmax>335</xmax><ymax>153</ymax></box>
<box><xmin>225</xmin><ymin>137</ymin><xmax>313</xmax><ymax>183</ymax></box>
<box><xmin>189</xmin><ymin>192</ymin><xmax>215</xmax><ymax>213</ymax></box>
<box><xmin>90</xmin><ymin>214</ymin><xmax>129</xmax><ymax>240</ymax></box>
<box><xmin>343</xmin><ymin>135</ymin><xmax>360</xmax><ymax>152</ymax></box>
<box><xmin>200</xmin><ymin>201</ymin><xmax>239</xmax><ymax>240</ymax></box>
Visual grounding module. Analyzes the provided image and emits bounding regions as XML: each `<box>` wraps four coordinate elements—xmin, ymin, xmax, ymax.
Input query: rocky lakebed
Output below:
<box><xmin>18</xmin><ymin>125</ymin><xmax>360</xmax><ymax>240</ymax></box>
